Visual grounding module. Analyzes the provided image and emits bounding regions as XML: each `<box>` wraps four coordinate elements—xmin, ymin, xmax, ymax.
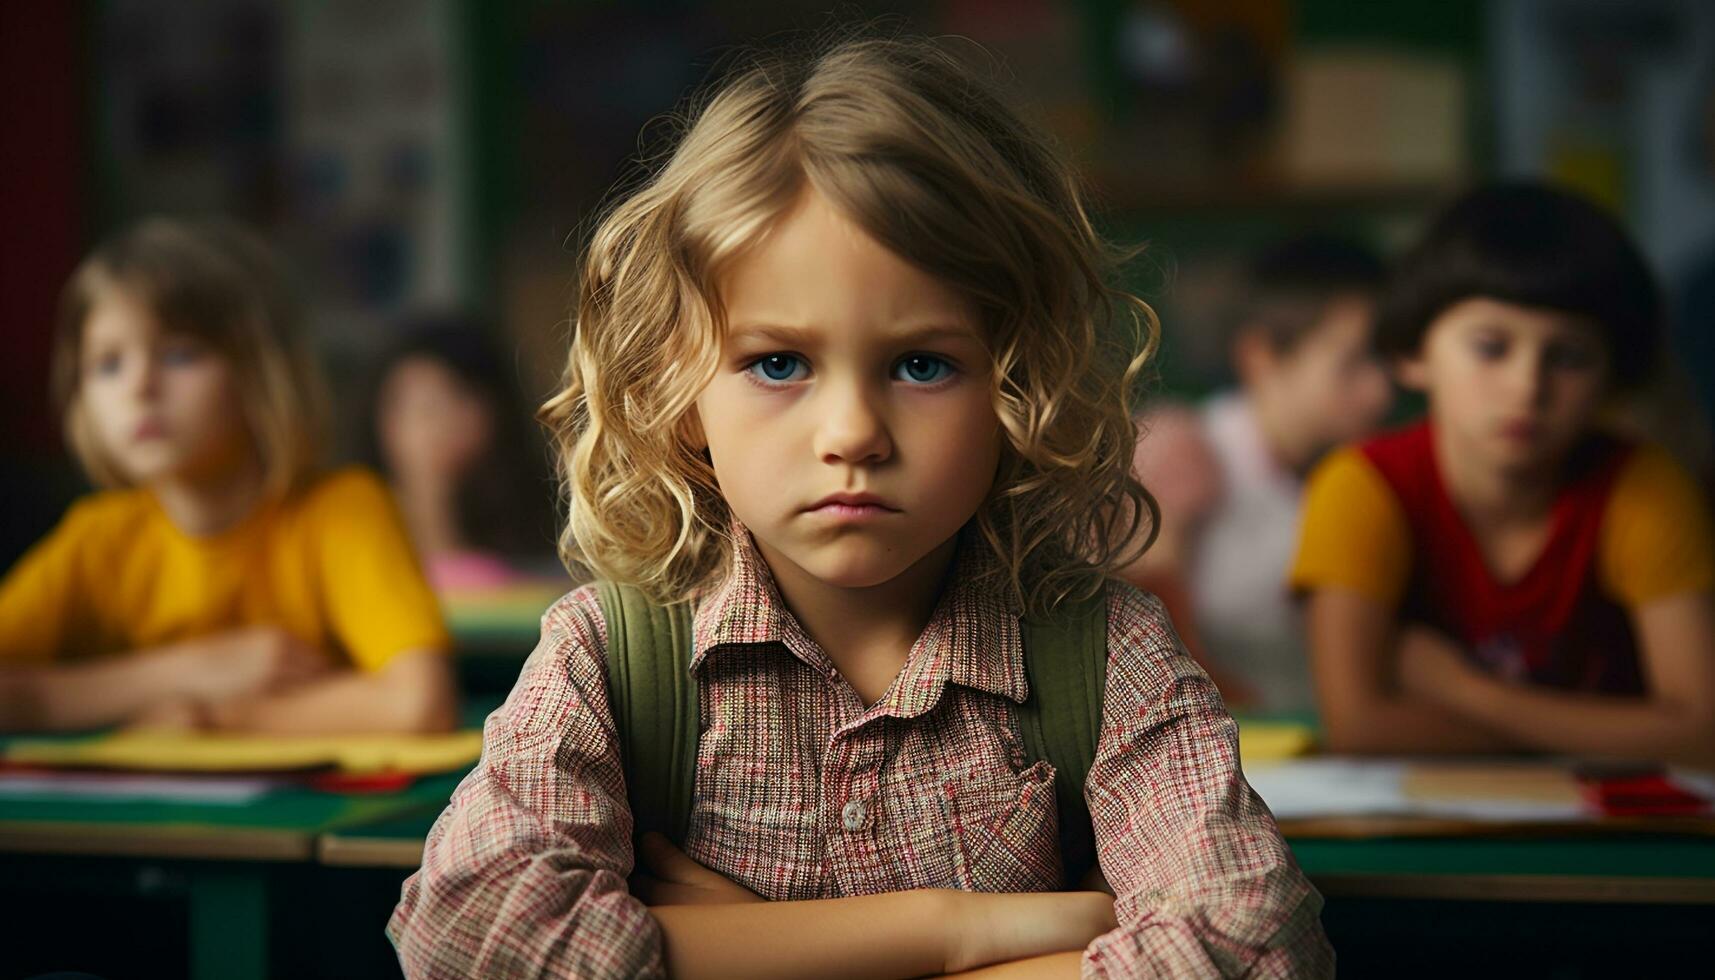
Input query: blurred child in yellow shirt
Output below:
<box><xmin>0</xmin><ymin>218</ymin><xmax>456</xmax><ymax>734</ymax></box>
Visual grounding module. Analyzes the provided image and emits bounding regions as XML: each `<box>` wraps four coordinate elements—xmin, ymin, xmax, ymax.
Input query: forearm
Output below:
<box><xmin>942</xmin><ymin>951</ymin><xmax>1081</xmax><ymax>978</ymax></box>
<box><xmin>1320</xmin><ymin>695</ymin><xmax>1516</xmax><ymax>755</ymax></box>
<box><xmin>1307</xmin><ymin>592</ymin><xmax>1518</xmax><ymax>755</ymax></box>
<box><xmin>653</xmin><ymin>887</ymin><xmax>1111</xmax><ymax>980</ymax></box>
<box><xmin>1447</xmin><ymin>678</ymin><xmax>1715</xmax><ymax>767</ymax></box>
<box><xmin>652</xmin><ymin>890</ymin><xmax>957</xmax><ymax>980</ymax></box>
<box><xmin>0</xmin><ymin>646</ymin><xmax>204</xmax><ymax>731</ymax></box>
<box><xmin>211</xmin><ymin>651</ymin><xmax>457</xmax><ymax>735</ymax></box>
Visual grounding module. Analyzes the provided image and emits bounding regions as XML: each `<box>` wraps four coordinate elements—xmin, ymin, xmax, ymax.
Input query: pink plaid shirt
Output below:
<box><xmin>389</xmin><ymin>533</ymin><xmax>1330</xmax><ymax>977</ymax></box>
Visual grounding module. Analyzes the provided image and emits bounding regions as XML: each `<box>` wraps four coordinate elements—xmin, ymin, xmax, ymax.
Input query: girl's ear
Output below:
<box><xmin>1394</xmin><ymin>353</ymin><xmax>1429</xmax><ymax>392</ymax></box>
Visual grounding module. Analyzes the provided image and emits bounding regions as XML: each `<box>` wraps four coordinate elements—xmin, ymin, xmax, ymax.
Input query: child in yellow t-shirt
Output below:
<box><xmin>1290</xmin><ymin>183</ymin><xmax>1715</xmax><ymax>768</ymax></box>
<box><xmin>0</xmin><ymin>218</ymin><xmax>456</xmax><ymax>734</ymax></box>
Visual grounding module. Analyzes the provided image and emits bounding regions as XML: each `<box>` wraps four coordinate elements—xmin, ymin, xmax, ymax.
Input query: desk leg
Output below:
<box><xmin>189</xmin><ymin>867</ymin><xmax>268</xmax><ymax>980</ymax></box>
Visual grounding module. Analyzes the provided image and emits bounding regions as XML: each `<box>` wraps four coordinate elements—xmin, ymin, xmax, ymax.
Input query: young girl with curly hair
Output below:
<box><xmin>391</xmin><ymin>35</ymin><xmax>1328</xmax><ymax>979</ymax></box>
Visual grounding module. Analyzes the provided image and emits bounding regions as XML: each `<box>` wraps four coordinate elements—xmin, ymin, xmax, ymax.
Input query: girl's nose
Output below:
<box><xmin>812</xmin><ymin>380</ymin><xmax>892</xmax><ymax>465</ymax></box>
<box><xmin>132</xmin><ymin>356</ymin><xmax>161</xmax><ymax>398</ymax></box>
<box><xmin>1513</xmin><ymin>348</ymin><xmax>1551</xmax><ymax>409</ymax></box>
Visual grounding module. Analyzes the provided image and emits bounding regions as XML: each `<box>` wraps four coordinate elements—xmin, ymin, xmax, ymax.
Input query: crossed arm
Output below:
<box><xmin>1307</xmin><ymin>587</ymin><xmax>1715</xmax><ymax>767</ymax></box>
<box><xmin>390</xmin><ymin>737</ymin><xmax>1113</xmax><ymax>979</ymax></box>
<box><xmin>0</xmin><ymin>628</ymin><xmax>456</xmax><ymax>734</ymax></box>
<box><xmin>632</xmin><ymin>832</ymin><xmax>1108</xmax><ymax>979</ymax></box>
<box><xmin>394</xmin><ymin>805</ymin><xmax>1108</xmax><ymax>979</ymax></box>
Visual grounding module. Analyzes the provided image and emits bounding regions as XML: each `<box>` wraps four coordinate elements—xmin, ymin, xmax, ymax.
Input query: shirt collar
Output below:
<box><xmin>689</xmin><ymin>527</ymin><xmax>821</xmax><ymax>671</ymax></box>
<box><xmin>688</xmin><ymin>524</ymin><xmax>1029</xmax><ymax>712</ymax></box>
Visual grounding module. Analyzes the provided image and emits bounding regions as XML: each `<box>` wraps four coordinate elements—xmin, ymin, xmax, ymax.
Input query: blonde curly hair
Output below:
<box><xmin>542</xmin><ymin>34</ymin><xmax>1159</xmax><ymax>616</ymax></box>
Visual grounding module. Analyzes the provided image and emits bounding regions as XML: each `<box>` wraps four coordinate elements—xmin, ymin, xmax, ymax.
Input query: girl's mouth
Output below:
<box><xmin>810</xmin><ymin>502</ymin><xmax>897</xmax><ymax>520</ymax></box>
<box><xmin>804</xmin><ymin>492</ymin><xmax>901</xmax><ymax>520</ymax></box>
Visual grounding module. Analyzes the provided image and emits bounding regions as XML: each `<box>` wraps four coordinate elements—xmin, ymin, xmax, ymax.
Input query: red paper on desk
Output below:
<box><xmin>310</xmin><ymin>771</ymin><xmax>418</xmax><ymax>794</ymax></box>
<box><xmin>1582</xmin><ymin>774</ymin><xmax>1711</xmax><ymax>817</ymax></box>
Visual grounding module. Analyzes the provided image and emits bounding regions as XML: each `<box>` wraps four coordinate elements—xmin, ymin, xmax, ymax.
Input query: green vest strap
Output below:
<box><xmin>595</xmin><ymin>581</ymin><xmax>698</xmax><ymax>844</ymax></box>
<box><xmin>1017</xmin><ymin>588</ymin><xmax>1108</xmax><ymax>887</ymax></box>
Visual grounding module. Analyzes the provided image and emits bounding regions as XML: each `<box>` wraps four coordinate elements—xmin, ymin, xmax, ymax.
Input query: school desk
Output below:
<box><xmin>0</xmin><ymin>699</ymin><xmax>495</xmax><ymax>980</ymax></box>
<box><xmin>316</xmin><ymin>792</ymin><xmax>1715</xmax><ymax>904</ymax></box>
<box><xmin>309</xmin><ymin>800</ymin><xmax>1715</xmax><ymax>974</ymax></box>
<box><xmin>447</xmin><ymin>608</ymin><xmax>544</xmax><ymax>658</ymax></box>
<box><xmin>0</xmin><ymin>768</ymin><xmax>464</xmax><ymax>979</ymax></box>
<box><xmin>314</xmin><ymin>713</ymin><xmax>1715</xmax><ymax>901</ymax></box>
<box><xmin>1236</xmin><ymin>722</ymin><xmax>1715</xmax><ymax>903</ymax></box>
<box><xmin>307</xmin><ymin>747</ymin><xmax>1715</xmax><ymax>976</ymax></box>
<box><xmin>1285</xmin><ymin>826</ymin><xmax>1715</xmax><ymax>903</ymax></box>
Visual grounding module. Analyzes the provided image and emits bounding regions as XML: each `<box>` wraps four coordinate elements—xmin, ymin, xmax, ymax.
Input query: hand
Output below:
<box><xmin>183</xmin><ymin>627</ymin><xmax>329</xmax><ymax>704</ymax></box>
<box><xmin>630</xmin><ymin>832</ymin><xmax>766</xmax><ymax>906</ymax></box>
<box><xmin>946</xmin><ymin>889</ymin><xmax>1117</xmax><ymax>974</ymax></box>
<box><xmin>1397</xmin><ymin>626</ymin><xmax>1481</xmax><ymax>707</ymax></box>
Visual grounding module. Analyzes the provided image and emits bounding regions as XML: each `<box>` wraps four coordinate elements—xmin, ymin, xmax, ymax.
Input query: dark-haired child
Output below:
<box><xmin>367</xmin><ymin>315</ymin><xmax>554</xmax><ymax>592</ymax></box>
<box><xmin>1127</xmin><ymin>235</ymin><xmax>1392</xmax><ymax>710</ymax></box>
<box><xmin>1291</xmin><ymin>182</ymin><xmax>1715</xmax><ymax>766</ymax></box>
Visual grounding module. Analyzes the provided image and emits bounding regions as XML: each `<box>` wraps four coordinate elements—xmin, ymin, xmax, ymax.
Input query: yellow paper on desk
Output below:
<box><xmin>1237</xmin><ymin>721</ymin><xmax>1316</xmax><ymax>766</ymax></box>
<box><xmin>6</xmin><ymin>729</ymin><xmax>483</xmax><ymax>775</ymax></box>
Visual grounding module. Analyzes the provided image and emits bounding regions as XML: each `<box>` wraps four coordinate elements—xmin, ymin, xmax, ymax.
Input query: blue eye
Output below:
<box><xmin>894</xmin><ymin>355</ymin><xmax>953</xmax><ymax>384</ymax></box>
<box><xmin>748</xmin><ymin>353</ymin><xmax>807</xmax><ymax>384</ymax></box>
<box><xmin>90</xmin><ymin>353</ymin><xmax>123</xmax><ymax>377</ymax></box>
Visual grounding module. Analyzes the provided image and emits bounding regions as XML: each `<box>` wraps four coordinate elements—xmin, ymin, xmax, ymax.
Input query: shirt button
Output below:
<box><xmin>841</xmin><ymin>799</ymin><xmax>868</xmax><ymax>831</ymax></box>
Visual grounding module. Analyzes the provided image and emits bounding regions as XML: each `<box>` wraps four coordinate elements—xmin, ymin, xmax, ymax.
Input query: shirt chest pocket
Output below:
<box><xmin>935</xmin><ymin>759</ymin><xmax>1064</xmax><ymax>893</ymax></box>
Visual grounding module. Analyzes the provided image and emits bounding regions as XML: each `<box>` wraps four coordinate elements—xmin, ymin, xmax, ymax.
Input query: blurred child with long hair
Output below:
<box><xmin>367</xmin><ymin>314</ymin><xmax>554</xmax><ymax>592</ymax></box>
<box><xmin>0</xmin><ymin>218</ymin><xmax>456</xmax><ymax>734</ymax></box>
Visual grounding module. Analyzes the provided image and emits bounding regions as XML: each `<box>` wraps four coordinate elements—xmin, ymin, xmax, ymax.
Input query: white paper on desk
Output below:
<box><xmin>1246</xmin><ymin>758</ymin><xmax>1588</xmax><ymax>822</ymax></box>
<box><xmin>1668</xmin><ymin>768</ymin><xmax>1715</xmax><ymax>803</ymax></box>
<box><xmin>0</xmin><ymin>772</ymin><xmax>278</xmax><ymax>805</ymax></box>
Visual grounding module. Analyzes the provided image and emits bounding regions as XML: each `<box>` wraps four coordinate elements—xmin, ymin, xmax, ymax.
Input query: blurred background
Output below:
<box><xmin>4</xmin><ymin>6</ymin><xmax>1715</xmax><ymax>978</ymax></box>
<box><xmin>3</xmin><ymin>0</ymin><xmax>1713</xmax><ymax>566</ymax></box>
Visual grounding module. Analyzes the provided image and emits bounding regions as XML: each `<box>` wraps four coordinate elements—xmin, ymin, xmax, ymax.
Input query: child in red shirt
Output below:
<box><xmin>1291</xmin><ymin>183</ymin><xmax>1715</xmax><ymax>767</ymax></box>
